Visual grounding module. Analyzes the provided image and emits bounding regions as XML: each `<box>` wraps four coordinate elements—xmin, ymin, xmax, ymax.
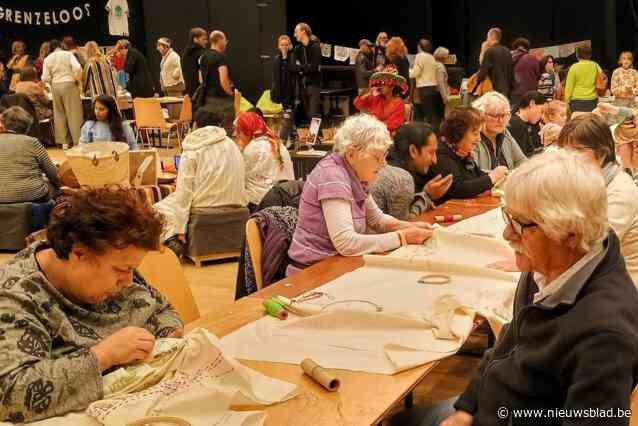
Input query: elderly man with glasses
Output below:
<box><xmin>393</xmin><ymin>149</ymin><xmax>638</xmax><ymax>426</ymax></box>
<box><xmin>472</xmin><ymin>91</ymin><xmax>527</xmax><ymax>172</ymax></box>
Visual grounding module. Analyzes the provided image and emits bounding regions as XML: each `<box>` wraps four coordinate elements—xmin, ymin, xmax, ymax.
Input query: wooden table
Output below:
<box><xmin>186</xmin><ymin>197</ymin><xmax>501</xmax><ymax>425</ymax></box>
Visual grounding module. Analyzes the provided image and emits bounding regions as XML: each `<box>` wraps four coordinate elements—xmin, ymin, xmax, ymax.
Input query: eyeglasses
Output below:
<box><xmin>486</xmin><ymin>112</ymin><xmax>511</xmax><ymax>122</ymax></box>
<box><xmin>502</xmin><ymin>207</ymin><xmax>537</xmax><ymax>235</ymax></box>
<box><xmin>370</xmin><ymin>152</ymin><xmax>388</xmax><ymax>166</ymax></box>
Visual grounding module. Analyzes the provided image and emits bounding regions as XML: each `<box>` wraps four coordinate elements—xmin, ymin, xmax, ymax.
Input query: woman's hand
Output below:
<box><xmin>440</xmin><ymin>411</ymin><xmax>474</xmax><ymax>426</ymax></box>
<box><xmin>91</xmin><ymin>326</ymin><xmax>156</xmax><ymax>371</ymax></box>
<box><xmin>425</xmin><ymin>174</ymin><xmax>453</xmax><ymax>200</ymax></box>
<box><xmin>489</xmin><ymin>166</ymin><xmax>508</xmax><ymax>185</ymax></box>
<box><xmin>402</xmin><ymin>227</ymin><xmax>433</xmax><ymax>245</ymax></box>
<box><xmin>409</xmin><ymin>221</ymin><xmax>433</xmax><ymax>230</ymax></box>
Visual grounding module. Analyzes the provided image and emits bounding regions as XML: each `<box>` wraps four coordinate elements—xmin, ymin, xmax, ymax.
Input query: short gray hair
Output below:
<box><xmin>433</xmin><ymin>47</ymin><xmax>449</xmax><ymax>61</ymax></box>
<box><xmin>472</xmin><ymin>91</ymin><xmax>510</xmax><ymax>113</ymax></box>
<box><xmin>1</xmin><ymin>106</ymin><xmax>33</xmax><ymax>135</ymax></box>
<box><xmin>505</xmin><ymin>149</ymin><xmax>608</xmax><ymax>253</ymax></box>
<box><xmin>333</xmin><ymin>114</ymin><xmax>393</xmax><ymax>156</ymax></box>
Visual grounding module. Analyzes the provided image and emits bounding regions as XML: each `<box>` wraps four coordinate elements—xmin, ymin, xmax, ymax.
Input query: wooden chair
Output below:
<box><xmin>133</xmin><ymin>98</ymin><xmax>182</xmax><ymax>149</ymax></box>
<box><xmin>171</xmin><ymin>95</ymin><xmax>193</xmax><ymax>139</ymax></box>
<box><xmin>138</xmin><ymin>248</ymin><xmax>200</xmax><ymax>324</ymax></box>
<box><xmin>245</xmin><ymin>218</ymin><xmax>264</xmax><ymax>291</ymax></box>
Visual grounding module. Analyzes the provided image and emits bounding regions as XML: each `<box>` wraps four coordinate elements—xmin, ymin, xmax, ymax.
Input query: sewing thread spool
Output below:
<box><xmin>263</xmin><ymin>298</ymin><xmax>288</xmax><ymax>320</ymax></box>
<box><xmin>301</xmin><ymin>358</ymin><xmax>340</xmax><ymax>391</ymax></box>
<box><xmin>434</xmin><ymin>214</ymin><xmax>463</xmax><ymax>223</ymax></box>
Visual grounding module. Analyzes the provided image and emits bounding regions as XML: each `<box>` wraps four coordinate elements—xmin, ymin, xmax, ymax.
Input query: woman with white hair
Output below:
<box><xmin>287</xmin><ymin>114</ymin><xmax>432</xmax><ymax>274</ymax></box>
<box><xmin>556</xmin><ymin>113</ymin><xmax>638</xmax><ymax>286</ymax></box>
<box><xmin>472</xmin><ymin>91</ymin><xmax>527</xmax><ymax>171</ymax></box>
<box><xmin>394</xmin><ymin>149</ymin><xmax>638</xmax><ymax>426</ymax></box>
<box><xmin>433</xmin><ymin>47</ymin><xmax>450</xmax><ymax>106</ymax></box>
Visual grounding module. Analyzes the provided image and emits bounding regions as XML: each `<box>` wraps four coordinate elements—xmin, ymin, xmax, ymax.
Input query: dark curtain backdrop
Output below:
<box><xmin>141</xmin><ymin>0</ymin><xmax>285</xmax><ymax>102</ymax></box>
<box><xmin>0</xmin><ymin>0</ymin><xmax>146</xmax><ymax>62</ymax></box>
<box><xmin>288</xmin><ymin>0</ymin><xmax>618</xmax><ymax>71</ymax></box>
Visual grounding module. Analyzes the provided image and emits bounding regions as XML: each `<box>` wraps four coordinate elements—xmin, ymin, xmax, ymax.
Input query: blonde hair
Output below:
<box><xmin>84</xmin><ymin>41</ymin><xmax>103</xmax><ymax>60</ymax></box>
<box><xmin>619</xmin><ymin>51</ymin><xmax>634</xmax><ymax>66</ymax></box>
<box><xmin>505</xmin><ymin>149</ymin><xmax>608</xmax><ymax>253</ymax></box>
<box><xmin>38</xmin><ymin>42</ymin><xmax>50</xmax><ymax>61</ymax></box>
<box><xmin>333</xmin><ymin>114</ymin><xmax>393</xmax><ymax>157</ymax></box>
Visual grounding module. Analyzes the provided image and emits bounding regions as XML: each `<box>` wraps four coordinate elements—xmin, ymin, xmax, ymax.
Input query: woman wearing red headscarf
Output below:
<box><xmin>235</xmin><ymin>112</ymin><xmax>294</xmax><ymax>208</ymax></box>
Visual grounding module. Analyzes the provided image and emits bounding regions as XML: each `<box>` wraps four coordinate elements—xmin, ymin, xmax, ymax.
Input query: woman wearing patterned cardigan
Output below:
<box><xmin>0</xmin><ymin>187</ymin><xmax>183</xmax><ymax>423</ymax></box>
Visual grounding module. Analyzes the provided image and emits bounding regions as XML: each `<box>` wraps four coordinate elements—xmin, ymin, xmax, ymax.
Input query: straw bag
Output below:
<box><xmin>66</xmin><ymin>142</ymin><xmax>130</xmax><ymax>187</ymax></box>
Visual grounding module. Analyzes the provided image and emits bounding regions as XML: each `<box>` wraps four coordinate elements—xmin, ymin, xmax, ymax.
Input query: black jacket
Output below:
<box><xmin>477</xmin><ymin>44</ymin><xmax>515</xmax><ymax>98</ymax></box>
<box><xmin>291</xmin><ymin>40</ymin><xmax>322</xmax><ymax>88</ymax></box>
<box><xmin>455</xmin><ymin>230</ymin><xmax>638</xmax><ymax>425</ymax></box>
<box><xmin>124</xmin><ymin>47</ymin><xmax>154</xmax><ymax>98</ymax></box>
<box><xmin>389</xmin><ymin>56</ymin><xmax>411</xmax><ymax>98</ymax></box>
<box><xmin>271</xmin><ymin>52</ymin><xmax>296</xmax><ymax>107</ymax></box>
<box><xmin>181</xmin><ymin>44</ymin><xmax>205</xmax><ymax>97</ymax></box>
<box><xmin>355</xmin><ymin>51</ymin><xmax>375</xmax><ymax>89</ymax></box>
<box><xmin>507</xmin><ymin>114</ymin><xmax>541</xmax><ymax>157</ymax></box>
<box><xmin>425</xmin><ymin>140</ymin><xmax>492</xmax><ymax>203</ymax></box>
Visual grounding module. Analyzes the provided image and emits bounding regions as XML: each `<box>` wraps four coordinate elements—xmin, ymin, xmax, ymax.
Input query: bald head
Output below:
<box><xmin>210</xmin><ymin>31</ymin><xmax>227</xmax><ymax>51</ymax></box>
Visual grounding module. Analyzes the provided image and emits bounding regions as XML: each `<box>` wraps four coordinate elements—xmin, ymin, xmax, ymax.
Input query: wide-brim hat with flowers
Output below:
<box><xmin>369</xmin><ymin>64</ymin><xmax>408</xmax><ymax>94</ymax></box>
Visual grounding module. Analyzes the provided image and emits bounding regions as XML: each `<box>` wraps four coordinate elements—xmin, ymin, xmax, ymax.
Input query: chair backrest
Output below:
<box><xmin>631</xmin><ymin>385</ymin><xmax>638</xmax><ymax>426</ymax></box>
<box><xmin>133</xmin><ymin>98</ymin><xmax>167</xmax><ymax>129</ymax></box>
<box><xmin>245</xmin><ymin>218</ymin><xmax>264</xmax><ymax>290</ymax></box>
<box><xmin>404</xmin><ymin>102</ymin><xmax>414</xmax><ymax>123</ymax></box>
<box><xmin>137</xmin><ymin>248</ymin><xmax>200</xmax><ymax>324</ymax></box>
<box><xmin>179</xmin><ymin>95</ymin><xmax>193</xmax><ymax>122</ymax></box>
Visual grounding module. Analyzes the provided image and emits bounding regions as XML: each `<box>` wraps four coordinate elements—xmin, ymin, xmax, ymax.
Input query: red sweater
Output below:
<box><xmin>354</xmin><ymin>94</ymin><xmax>405</xmax><ymax>134</ymax></box>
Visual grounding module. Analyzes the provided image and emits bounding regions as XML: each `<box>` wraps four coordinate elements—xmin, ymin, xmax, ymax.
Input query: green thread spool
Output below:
<box><xmin>263</xmin><ymin>298</ymin><xmax>288</xmax><ymax>320</ymax></box>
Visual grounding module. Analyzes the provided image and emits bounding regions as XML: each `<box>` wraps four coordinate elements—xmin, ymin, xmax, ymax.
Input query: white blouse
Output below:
<box><xmin>243</xmin><ymin>136</ymin><xmax>294</xmax><ymax>205</ymax></box>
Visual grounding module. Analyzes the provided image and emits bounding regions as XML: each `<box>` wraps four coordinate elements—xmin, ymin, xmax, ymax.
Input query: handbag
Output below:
<box><xmin>467</xmin><ymin>73</ymin><xmax>494</xmax><ymax>97</ymax></box>
<box><xmin>596</xmin><ymin>70</ymin><xmax>608</xmax><ymax>97</ymax></box>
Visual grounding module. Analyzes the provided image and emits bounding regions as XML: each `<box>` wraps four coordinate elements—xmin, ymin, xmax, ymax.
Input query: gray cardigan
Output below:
<box><xmin>370</xmin><ymin>165</ymin><xmax>434</xmax><ymax>220</ymax></box>
<box><xmin>474</xmin><ymin>128</ymin><xmax>527</xmax><ymax>171</ymax></box>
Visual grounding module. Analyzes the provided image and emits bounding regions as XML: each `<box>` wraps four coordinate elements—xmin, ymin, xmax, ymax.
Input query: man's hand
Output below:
<box><xmin>425</xmin><ymin>174</ymin><xmax>453</xmax><ymax>200</ymax></box>
<box><xmin>440</xmin><ymin>410</ymin><xmax>474</xmax><ymax>426</ymax></box>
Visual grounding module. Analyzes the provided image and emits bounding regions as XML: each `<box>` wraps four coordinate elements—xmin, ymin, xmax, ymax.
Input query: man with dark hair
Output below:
<box><xmin>508</xmin><ymin>91</ymin><xmax>547</xmax><ymax>156</ymax></box>
<box><xmin>510</xmin><ymin>37</ymin><xmax>540</xmax><ymax>107</ymax></box>
<box><xmin>292</xmin><ymin>22</ymin><xmax>322</xmax><ymax>123</ymax></box>
<box><xmin>42</xmin><ymin>38</ymin><xmax>83</xmax><ymax>149</ymax></box>
<box><xmin>565</xmin><ymin>44</ymin><xmax>602</xmax><ymax>113</ymax></box>
<box><xmin>476</xmin><ymin>26</ymin><xmax>515</xmax><ymax>99</ymax></box>
<box><xmin>355</xmin><ymin>39</ymin><xmax>375</xmax><ymax>95</ymax></box>
<box><xmin>181</xmin><ymin>27</ymin><xmax>208</xmax><ymax>97</ymax></box>
<box><xmin>199</xmin><ymin>30</ymin><xmax>235</xmax><ymax>135</ymax></box>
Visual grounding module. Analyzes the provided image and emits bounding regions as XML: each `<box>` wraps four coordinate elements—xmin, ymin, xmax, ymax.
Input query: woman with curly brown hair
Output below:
<box><xmin>425</xmin><ymin>106</ymin><xmax>507</xmax><ymax>203</ymax></box>
<box><xmin>0</xmin><ymin>187</ymin><xmax>184</xmax><ymax>423</ymax></box>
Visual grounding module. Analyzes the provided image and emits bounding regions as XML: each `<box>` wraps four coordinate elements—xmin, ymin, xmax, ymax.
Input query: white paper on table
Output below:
<box><xmin>334</xmin><ymin>45</ymin><xmax>350</xmax><ymax>62</ymax></box>
<box><xmin>222</xmin><ymin>255</ymin><xmax>516</xmax><ymax>375</ymax></box>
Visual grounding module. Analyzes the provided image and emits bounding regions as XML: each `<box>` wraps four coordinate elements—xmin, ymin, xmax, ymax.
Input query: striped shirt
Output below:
<box><xmin>0</xmin><ymin>133</ymin><xmax>60</xmax><ymax>203</ymax></box>
<box><xmin>83</xmin><ymin>57</ymin><xmax>118</xmax><ymax>99</ymax></box>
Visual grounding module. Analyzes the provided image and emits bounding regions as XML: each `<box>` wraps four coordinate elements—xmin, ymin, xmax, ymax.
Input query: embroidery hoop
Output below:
<box><xmin>418</xmin><ymin>274</ymin><xmax>452</xmax><ymax>285</ymax></box>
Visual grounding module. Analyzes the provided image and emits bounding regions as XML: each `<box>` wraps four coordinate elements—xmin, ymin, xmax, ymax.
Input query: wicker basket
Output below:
<box><xmin>66</xmin><ymin>142</ymin><xmax>130</xmax><ymax>187</ymax></box>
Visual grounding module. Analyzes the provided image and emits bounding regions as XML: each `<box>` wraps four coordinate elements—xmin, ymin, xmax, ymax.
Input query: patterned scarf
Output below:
<box><xmin>236</xmin><ymin>112</ymin><xmax>284</xmax><ymax>168</ymax></box>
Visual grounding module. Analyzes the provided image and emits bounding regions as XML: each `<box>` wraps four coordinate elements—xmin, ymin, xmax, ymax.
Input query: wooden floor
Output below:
<box><xmin>0</xmin><ymin>146</ymin><xmax>480</xmax><ymax>421</ymax></box>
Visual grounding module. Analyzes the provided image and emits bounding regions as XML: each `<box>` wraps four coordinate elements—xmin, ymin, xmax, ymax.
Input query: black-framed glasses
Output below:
<box><xmin>501</xmin><ymin>207</ymin><xmax>537</xmax><ymax>235</ymax></box>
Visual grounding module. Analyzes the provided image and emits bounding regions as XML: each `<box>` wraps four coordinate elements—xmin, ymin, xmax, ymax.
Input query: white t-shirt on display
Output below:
<box><xmin>106</xmin><ymin>0</ymin><xmax>130</xmax><ymax>36</ymax></box>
